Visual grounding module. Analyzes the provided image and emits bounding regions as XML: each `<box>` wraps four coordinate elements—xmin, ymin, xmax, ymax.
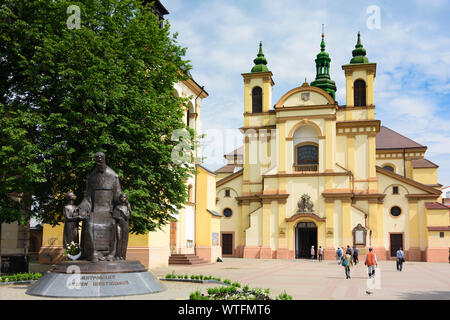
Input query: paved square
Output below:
<box><xmin>0</xmin><ymin>258</ymin><xmax>449</xmax><ymax>299</ymax></box>
<box><xmin>152</xmin><ymin>258</ymin><xmax>450</xmax><ymax>300</ymax></box>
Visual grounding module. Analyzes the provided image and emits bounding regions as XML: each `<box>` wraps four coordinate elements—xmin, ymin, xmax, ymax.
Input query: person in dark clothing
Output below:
<box><xmin>352</xmin><ymin>245</ymin><xmax>359</xmax><ymax>265</ymax></box>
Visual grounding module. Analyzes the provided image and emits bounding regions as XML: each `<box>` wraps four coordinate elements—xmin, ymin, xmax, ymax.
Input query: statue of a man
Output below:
<box><xmin>76</xmin><ymin>152</ymin><xmax>122</xmax><ymax>262</ymax></box>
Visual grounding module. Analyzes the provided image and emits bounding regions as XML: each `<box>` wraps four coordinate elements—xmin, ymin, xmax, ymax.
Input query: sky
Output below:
<box><xmin>163</xmin><ymin>0</ymin><xmax>450</xmax><ymax>186</ymax></box>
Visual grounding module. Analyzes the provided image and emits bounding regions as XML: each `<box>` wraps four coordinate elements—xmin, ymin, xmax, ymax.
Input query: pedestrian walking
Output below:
<box><xmin>396</xmin><ymin>247</ymin><xmax>405</xmax><ymax>271</ymax></box>
<box><xmin>365</xmin><ymin>247</ymin><xmax>378</xmax><ymax>278</ymax></box>
<box><xmin>346</xmin><ymin>245</ymin><xmax>353</xmax><ymax>265</ymax></box>
<box><xmin>346</xmin><ymin>245</ymin><xmax>353</xmax><ymax>255</ymax></box>
<box><xmin>336</xmin><ymin>247</ymin><xmax>343</xmax><ymax>265</ymax></box>
<box><xmin>318</xmin><ymin>246</ymin><xmax>324</xmax><ymax>262</ymax></box>
<box><xmin>310</xmin><ymin>245</ymin><xmax>315</xmax><ymax>260</ymax></box>
<box><xmin>342</xmin><ymin>251</ymin><xmax>352</xmax><ymax>279</ymax></box>
<box><xmin>352</xmin><ymin>245</ymin><xmax>359</xmax><ymax>265</ymax></box>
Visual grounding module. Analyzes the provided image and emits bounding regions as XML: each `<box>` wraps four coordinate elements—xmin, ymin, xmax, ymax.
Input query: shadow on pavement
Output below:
<box><xmin>396</xmin><ymin>290</ymin><xmax>450</xmax><ymax>300</ymax></box>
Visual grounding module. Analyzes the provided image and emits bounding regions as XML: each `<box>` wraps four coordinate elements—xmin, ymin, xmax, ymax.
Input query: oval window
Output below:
<box><xmin>223</xmin><ymin>208</ymin><xmax>233</xmax><ymax>218</ymax></box>
<box><xmin>390</xmin><ymin>206</ymin><xmax>402</xmax><ymax>217</ymax></box>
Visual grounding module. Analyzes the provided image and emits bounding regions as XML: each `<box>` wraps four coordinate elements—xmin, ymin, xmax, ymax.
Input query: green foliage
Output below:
<box><xmin>277</xmin><ymin>291</ymin><xmax>293</xmax><ymax>300</ymax></box>
<box><xmin>0</xmin><ymin>272</ymin><xmax>42</xmax><ymax>283</ymax></box>
<box><xmin>190</xmin><ymin>285</ymin><xmax>274</xmax><ymax>300</ymax></box>
<box><xmin>0</xmin><ymin>0</ymin><xmax>194</xmax><ymax>232</ymax></box>
<box><xmin>162</xmin><ymin>273</ymin><xmax>293</xmax><ymax>300</ymax></box>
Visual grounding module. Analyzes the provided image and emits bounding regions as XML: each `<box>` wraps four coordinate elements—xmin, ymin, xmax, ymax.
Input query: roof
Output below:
<box><xmin>207</xmin><ymin>209</ymin><xmax>222</xmax><ymax>217</ymax></box>
<box><xmin>424</xmin><ymin>202</ymin><xmax>449</xmax><ymax>210</ymax></box>
<box><xmin>376</xmin><ymin>166</ymin><xmax>441</xmax><ymax>195</ymax></box>
<box><xmin>148</xmin><ymin>0</ymin><xmax>169</xmax><ymax>15</ymax></box>
<box><xmin>412</xmin><ymin>158</ymin><xmax>439</xmax><ymax>169</ymax></box>
<box><xmin>376</xmin><ymin>126</ymin><xmax>425</xmax><ymax>150</ymax></box>
<box><xmin>215</xmin><ymin>164</ymin><xmax>238</xmax><ymax>173</ymax></box>
<box><xmin>225</xmin><ymin>146</ymin><xmax>243</xmax><ymax>157</ymax></box>
<box><xmin>197</xmin><ymin>164</ymin><xmax>216</xmax><ymax>176</ymax></box>
<box><xmin>216</xmin><ymin>168</ymin><xmax>243</xmax><ymax>187</ymax></box>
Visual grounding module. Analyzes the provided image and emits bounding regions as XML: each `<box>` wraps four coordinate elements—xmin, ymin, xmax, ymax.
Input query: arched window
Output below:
<box><xmin>188</xmin><ymin>184</ymin><xmax>193</xmax><ymax>202</ymax></box>
<box><xmin>295</xmin><ymin>143</ymin><xmax>318</xmax><ymax>172</ymax></box>
<box><xmin>252</xmin><ymin>86</ymin><xmax>262</xmax><ymax>113</ymax></box>
<box><xmin>292</xmin><ymin>124</ymin><xmax>319</xmax><ymax>172</ymax></box>
<box><xmin>382</xmin><ymin>165</ymin><xmax>395</xmax><ymax>173</ymax></box>
<box><xmin>354</xmin><ymin>79</ymin><xmax>366</xmax><ymax>106</ymax></box>
<box><xmin>186</xmin><ymin>108</ymin><xmax>190</xmax><ymax>127</ymax></box>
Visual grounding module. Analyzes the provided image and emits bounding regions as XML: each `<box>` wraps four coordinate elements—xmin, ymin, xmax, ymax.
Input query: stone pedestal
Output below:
<box><xmin>26</xmin><ymin>260</ymin><xmax>166</xmax><ymax>298</ymax></box>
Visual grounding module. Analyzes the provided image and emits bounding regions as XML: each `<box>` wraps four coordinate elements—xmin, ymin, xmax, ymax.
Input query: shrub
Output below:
<box><xmin>189</xmin><ymin>290</ymin><xmax>202</xmax><ymax>300</ymax></box>
<box><xmin>277</xmin><ymin>291</ymin><xmax>293</xmax><ymax>300</ymax></box>
<box><xmin>0</xmin><ymin>272</ymin><xmax>43</xmax><ymax>283</ymax></box>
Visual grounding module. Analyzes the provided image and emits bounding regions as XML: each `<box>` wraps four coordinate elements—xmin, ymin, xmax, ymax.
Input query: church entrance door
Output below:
<box><xmin>295</xmin><ymin>222</ymin><xmax>317</xmax><ymax>259</ymax></box>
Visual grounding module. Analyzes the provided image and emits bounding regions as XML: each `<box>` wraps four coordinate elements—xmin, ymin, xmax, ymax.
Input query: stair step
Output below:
<box><xmin>168</xmin><ymin>254</ymin><xmax>208</xmax><ymax>265</ymax></box>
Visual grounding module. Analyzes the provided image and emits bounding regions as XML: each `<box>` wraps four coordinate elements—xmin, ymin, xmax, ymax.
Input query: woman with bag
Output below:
<box><xmin>343</xmin><ymin>252</ymin><xmax>352</xmax><ymax>279</ymax></box>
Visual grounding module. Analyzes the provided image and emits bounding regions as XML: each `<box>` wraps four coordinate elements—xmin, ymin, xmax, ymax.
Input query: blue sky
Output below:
<box><xmin>164</xmin><ymin>0</ymin><xmax>450</xmax><ymax>186</ymax></box>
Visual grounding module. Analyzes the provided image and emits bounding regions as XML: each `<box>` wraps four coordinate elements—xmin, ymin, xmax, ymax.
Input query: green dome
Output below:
<box><xmin>350</xmin><ymin>32</ymin><xmax>369</xmax><ymax>64</ymax></box>
<box><xmin>310</xmin><ymin>33</ymin><xmax>336</xmax><ymax>100</ymax></box>
<box><xmin>251</xmin><ymin>42</ymin><xmax>269</xmax><ymax>73</ymax></box>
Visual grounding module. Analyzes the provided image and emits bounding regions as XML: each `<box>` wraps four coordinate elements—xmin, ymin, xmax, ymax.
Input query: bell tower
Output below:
<box><xmin>242</xmin><ymin>42</ymin><xmax>274</xmax><ymax>118</ymax></box>
<box><xmin>341</xmin><ymin>32</ymin><xmax>377</xmax><ymax>119</ymax></box>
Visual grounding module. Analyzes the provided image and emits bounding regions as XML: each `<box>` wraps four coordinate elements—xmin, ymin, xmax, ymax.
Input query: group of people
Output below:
<box><xmin>309</xmin><ymin>245</ymin><xmax>324</xmax><ymax>261</ymax></box>
<box><xmin>309</xmin><ymin>244</ymin><xmax>406</xmax><ymax>280</ymax></box>
<box><xmin>336</xmin><ymin>246</ymin><xmax>406</xmax><ymax>279</ymax></box>
<box><xmin>335</xmin><ymin>245</ymin><xmax>360</xmax><ymax>279</ymax></box>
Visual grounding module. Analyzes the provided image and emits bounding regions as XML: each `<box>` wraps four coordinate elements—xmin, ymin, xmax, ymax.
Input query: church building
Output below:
<box><xmin>215</xmin><ymin>33</ymin><xmax>450</xmax><ymax>262</ymax></box>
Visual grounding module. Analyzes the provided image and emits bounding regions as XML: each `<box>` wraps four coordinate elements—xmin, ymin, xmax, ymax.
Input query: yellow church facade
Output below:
<box><xmin>215</xmin><ymin>34</ymin><xmax>449</xmax><ymax>262</ymax></box>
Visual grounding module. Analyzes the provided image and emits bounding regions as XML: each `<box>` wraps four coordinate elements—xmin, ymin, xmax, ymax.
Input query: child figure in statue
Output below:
<box><xmin>63</xmin><ymin>192</ymin><xmax>79</xmax><ymax>249</ymax></box>
<box><xmin>113</xmin><ymin>193</ymin><xmax>131</xmax><ymax>260</ymax></box>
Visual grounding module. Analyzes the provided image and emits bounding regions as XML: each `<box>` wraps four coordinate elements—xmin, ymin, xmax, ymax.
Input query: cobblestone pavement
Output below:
<box><xmin>1</xmin><ymin>258</ymin><xmax>449</xmax><ymax>300</ymax></box>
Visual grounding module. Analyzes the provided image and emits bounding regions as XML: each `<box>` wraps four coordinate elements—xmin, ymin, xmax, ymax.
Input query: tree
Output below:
<box><xmin>0</xmin><ymin>0</ymin><xmax>194</xmax><ymax>235</ymax></box>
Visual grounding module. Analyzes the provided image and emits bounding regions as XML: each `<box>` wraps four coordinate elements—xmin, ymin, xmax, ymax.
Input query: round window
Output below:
<box><xmin>223</xmin><ymin>208</ymin><xmax>233</xmax><ymax>218</ymax></box>
<box><xmin>390</xmin><ymin>206</ymin><xmax>402</xmax><ymax>217</ymax></box>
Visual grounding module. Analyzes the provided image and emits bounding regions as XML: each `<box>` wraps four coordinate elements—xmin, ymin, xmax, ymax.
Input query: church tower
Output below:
<box><xmin>242</xmin><ymin>42</ymin><xmax>274</xmax><ymax>118</ymax></box>
<box><xmin>310</xmin><ymin>33</ymin><xmax>337</xmax><ymax>100</ymax></box>
<box><xmin>341</xmin><ymin>32</ymin><xmax>377</xmax><ymax>119</ymax></box>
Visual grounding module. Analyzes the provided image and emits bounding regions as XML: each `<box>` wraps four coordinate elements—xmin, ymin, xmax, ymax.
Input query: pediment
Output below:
<box><xmin>275</xmin><ymin>86</ymin><xmax>335</xmax><ymax>109</ymax></box>
<box><xmin>283</xmin><ymin>90</ymin><xmax>330</xmax><ymax>107</ymax></box>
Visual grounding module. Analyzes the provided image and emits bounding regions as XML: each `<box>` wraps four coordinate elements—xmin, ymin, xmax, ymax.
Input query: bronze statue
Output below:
<box><xmin>113</xmin><ymin>193</ymin><xmax>131</xmax><ymax>260</ymax></box>
<box><xmin>62</xmin><ymin>192</ymin><xmax>79</xmax><ymax>249</ymax></box>
<box><xmin>76</xmin><ymin>152</ymin><xmax>122</xmax><ymax>262</ymax></box>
